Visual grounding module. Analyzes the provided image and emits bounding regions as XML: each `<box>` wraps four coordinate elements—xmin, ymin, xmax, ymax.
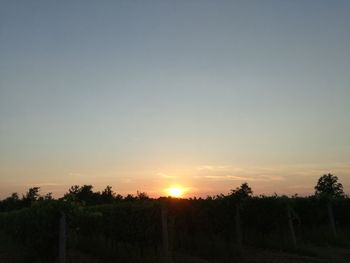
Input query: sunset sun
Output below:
<box><xmin>167</xmin><ymin>186</ymin><xmax>184</xmax><ymax>198</ymax></box>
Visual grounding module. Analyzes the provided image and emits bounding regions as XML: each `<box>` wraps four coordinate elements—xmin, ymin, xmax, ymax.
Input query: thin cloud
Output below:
<box><xmin>157</xmin><ymin>172</ymin><xmax>176</xmax><ymax>179</ymax></box>
<box><xmin>199</xmin><ymin>174</ymin><xmax>284</xmax><ymax>182</ymax></box>
<box><xmin>197</xmin><ymin>165</ymin><xmax>231</xmax><ymax>171</ymax></box>
<box><xmin>195</xmin><ymin>162</ymin><xmax>350</xmax><ymax>179</ymax></box>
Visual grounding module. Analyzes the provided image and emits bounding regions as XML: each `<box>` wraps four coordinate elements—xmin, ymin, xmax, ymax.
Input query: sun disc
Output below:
<box><xmin>167</xmin><ymin>186</ymin><xmax>184</xmax><ymax>197</ymax></box>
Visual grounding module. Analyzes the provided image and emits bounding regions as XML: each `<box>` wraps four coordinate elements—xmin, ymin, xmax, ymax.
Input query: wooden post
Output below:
<box><xmin>59</xmin><ymin>211</ymin><xmax>66</xmax><ymax>263</ymax></box>
<box><xmin>287</xmin><ymin>205</ymin><xmax>297</xmax><ymax>250</ymax></box>
<box><xmin>235</xmin><ymin>203</ymin><xmax>242</xmax><ymax>251</ymax></box>
<box><xmin>327</xmin><ymin>201</ymin><xmax>337</xmax><ymax>237</ymax></box>
<box><xmin>162</xmin><ymin>205</ymin><xmax>170</xmax><ymax>263</ymax></box>
<box><xmin>168</xmin><ymin>214</ymin><xmax>175</xmax><ymax>263</ymax></box>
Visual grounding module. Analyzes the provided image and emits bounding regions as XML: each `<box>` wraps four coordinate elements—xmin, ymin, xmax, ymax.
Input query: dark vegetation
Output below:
<box><xmin>0</xmin><ymin>174</ymin><xmax>349</xmax><ymax>262</ymax></box>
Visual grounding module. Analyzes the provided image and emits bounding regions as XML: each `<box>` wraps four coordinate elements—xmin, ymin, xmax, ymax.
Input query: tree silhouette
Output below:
<box><xmin>22</xmin><ymin>187</ymin><xmax>40</xmax><ymax>205</ymax></box>
<box><xmin>137</xmin><ymin>191</ymin><xmax>149</xmax><ymax>200</ymax></box>
<box><xmin>68</xmin><ymin>185</ymin><xmax>80</xmax><ymax>195</ymax></box>
<box><xmin>230</xmin><ymin>182</ymin><xmax>253</xmax><ymax>200</ymax></box>
<box><xmin>314</xmin><ymin>173</ymin><xmax>344</xmax><ymax>198</ymax></box>
<box><xmin>229</xmin><ymin>182</ymin><xmax>252</xmax><ymax>251</ymax></box>
<box><xmin>314</xmin><ymin>173</ymin><xmax>344</xmax><ymax>237</ymax></box>
<box><xmin>124</xmin><ymin>194</ymin><xmax>136</xmax><ymax>201</ymax></box>
<box><xmin>0</xmin><ymin>193</ymin><xmax>21</xmax><ymax>211</ymax></box>
<box><xmin>101</xmin><ymin>185</ymin><xmax>115</xmax><ymax>203</ymax></box>
<box><xmin>38</xmin><ymin>192</ymin><xmax>53</xmax><ymax>201</ymax></box>
<box><xmin>64</xmin><ymin>185</ymin><xmax>98</xmax><ymax>204</ymax></box>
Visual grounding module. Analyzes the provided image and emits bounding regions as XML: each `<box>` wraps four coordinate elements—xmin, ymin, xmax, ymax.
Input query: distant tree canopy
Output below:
<box><xmin>101</xmin><ymin>185</ymin><xmax>116</xmax><ymax>203</ymax></box>
<box><xmin>137</xmin><ymin>191</ymin><xmax>150</xmax><ymax>200</ymax></box>
<box><xmin>63</xmin><ymin>185</ymin><xmax>102</xmax><ymax>205</ymax></box>
<box><xmin>22</xmin><ymin>187</ymin><xmax>40</xmax><ymax>206</ymax></box>
<box><xmin>62</xmin><ymin>185</ymin><xmax>127</xmax><ymax>205</ymax></box>
<box><xmin>0</xmin><ymin>185</ymin><xmax>125</xmax><ymax>212</ymax></box>
<box><xmin>0</xmin><ymin>174</ymin><xmax>348</xmax><ymax>213</ymax></box>
<box><xmin>229</xmin><ymin>182</ymin><xmax>253</xmax><ymax>201</ymax></box>
<box><xmin>315</xmin><ymin>173</ymin><xmax>344</xmax><ymax>198</ymax></box>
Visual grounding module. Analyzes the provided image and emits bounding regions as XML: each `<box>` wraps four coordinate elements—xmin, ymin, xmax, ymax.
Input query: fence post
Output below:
<box><xmin>287</xmin><ymin>205</ymin><xmax>297</xmax><ymax>250</ymax></box>
<box><xmin>168</xmin><ymin>214</ymin><xmax>175</xmax><ymax>262</ymax></box>
<box><xmin>162</xmin><ymin>205</ymin><xmax>170</xmax><ymax>263</ymax></box>
<box><xmin>235</xmin><ymin>203</ymin><xmax>243</xmax><ymax>252</ymax></box>
<box><xmin>59</xmin><ymin>211</ymin><xmax>66</xmax><ymax>263</ymax></box>
<box><xmin>327</xmin><ymin>201</ymin><xmax>337</xmax><ymax>237</ymax></box>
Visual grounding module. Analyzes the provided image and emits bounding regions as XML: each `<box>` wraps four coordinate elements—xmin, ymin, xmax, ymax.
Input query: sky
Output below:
<box><xmin>1</xmin><ymin>0</ymin><xmax>350</xmax><ymax>198</ymax></box>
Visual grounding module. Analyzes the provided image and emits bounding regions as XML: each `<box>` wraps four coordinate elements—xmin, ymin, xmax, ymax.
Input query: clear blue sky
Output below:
<box><xmin>1</xmin><ymin>0</ymin><xmax>350</xmax><ymax>198</ymax></box>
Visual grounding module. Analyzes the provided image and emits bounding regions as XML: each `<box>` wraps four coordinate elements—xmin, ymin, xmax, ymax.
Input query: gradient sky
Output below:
<box><xmin>1</xmin><ymin>0</ymin><xmax>350</xmax><ymax>198</ymax></box>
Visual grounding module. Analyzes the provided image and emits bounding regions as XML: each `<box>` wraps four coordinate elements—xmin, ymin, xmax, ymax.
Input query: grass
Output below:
<box><xmin>1</xmin><ymin>230</ymin><xmax>350</xmax><ymax>263</ymax></box>
<box><xmin>0</xmin><ymin>232</ymin><xmax>29</xmax><ymax>263</ymax></box>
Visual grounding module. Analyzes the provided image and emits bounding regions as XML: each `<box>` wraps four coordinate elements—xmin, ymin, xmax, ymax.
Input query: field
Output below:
<box><xmin>0</xmin><ymin>195</ymin><xmax>350</xmax><ymax>262</ymax></box>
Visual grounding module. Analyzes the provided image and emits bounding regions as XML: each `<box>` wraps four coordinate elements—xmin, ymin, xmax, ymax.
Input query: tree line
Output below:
<box><xmin>0</xmin><ymin>173</ymin><xmax>348</xmax><ymax>262</ymax></box>
<box><xmin>0</xmin><ymin>173</ymin><xmax>346</xmax><ymax>212</ymax></box>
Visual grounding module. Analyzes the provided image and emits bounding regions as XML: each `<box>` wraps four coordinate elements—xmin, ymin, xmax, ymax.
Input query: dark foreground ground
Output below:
<box><xmin>1</xmin><ymin>233</ymin><xmax>350</xmax><ymax>263</ymax></box>
<box><xmin>1</xmin><ymin>197</ymin><xmax>350</xmax><ymax>262</ymax></box>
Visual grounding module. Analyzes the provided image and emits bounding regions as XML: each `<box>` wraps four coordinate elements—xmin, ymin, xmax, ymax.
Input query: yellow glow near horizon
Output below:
<box><xmin>167</xmin><ymin>186</ymin><xmax>184</xmax><ymax>198</ymax></box>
